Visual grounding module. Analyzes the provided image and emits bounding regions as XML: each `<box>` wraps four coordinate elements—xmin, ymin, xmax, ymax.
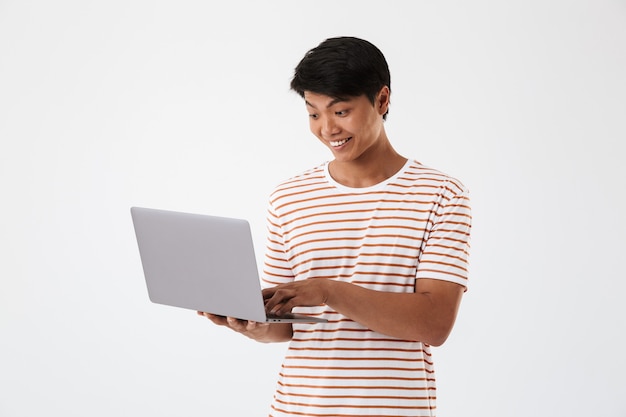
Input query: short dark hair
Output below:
<box><xmin>290</xmin><ymin>37</ymin><xmax>391</xmax><ymax>120</ymax></box>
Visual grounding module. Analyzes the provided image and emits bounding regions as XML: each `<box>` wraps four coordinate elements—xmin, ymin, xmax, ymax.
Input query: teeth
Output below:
<box><xmin>330</xmin><ymin>138</ymin><xmax>351</xmax><ymax>147</ymax></box>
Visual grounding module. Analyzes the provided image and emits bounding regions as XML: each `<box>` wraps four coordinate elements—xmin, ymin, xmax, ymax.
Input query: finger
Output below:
<box><xmin>272</xmin><ymin>298</ymin><xmax>297</xmax><ymax>316</ymax></box>
<box><xmin>201</xmin><ymin>312</ymin><xmax>229</xmax><ymax>326</ymax></box>
<box><xmin>264</xmin><ymin>288</ymin><xmax>295</xmax><ymax>313</ymax></box>
<box><xmin>267</xmin><ymin>296</ymin><xmax>296</xmax><ymax>316</ymax></box>
<box><xmin>245</xmin><ymin>320</ymin><xmax>268</xmax><ymax>331</ymax></box>
<box><xmin>197</xmin><ymin>311</ymin><xmax>212</xmax><ymax>319</ymax></box>
<box><xmin>226</xmin><ymin>316</ymin><xmax>249</xmax><ymax>331</ymax></box>
<box><xmin>263</xmin><ymin>284</ymin><xmax>294</xmax><ymax>300</ymax></box>
<box><xmin>262</xmin><ymin>287</ymin><xmax>277</xmax><ymax>301</ymax></box>
<box><xmin>264</xmin><ymin>296</ymin><xmax>285</xmax><ymax>315</ymax></box>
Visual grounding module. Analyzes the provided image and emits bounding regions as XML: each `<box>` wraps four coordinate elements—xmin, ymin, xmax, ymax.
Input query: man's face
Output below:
<box><xmin>304</xmin><ymin>88</ymin><xmax>388</xmax><ymax>164</ymax></box>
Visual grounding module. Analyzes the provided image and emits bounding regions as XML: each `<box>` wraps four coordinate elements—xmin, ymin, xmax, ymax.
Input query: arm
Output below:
<box><xmin>329</xmin><ymin>278</ymin><xmax>464</xmax><ymax>346</ymax></box>
<box><xmin>197</xmin><ymin>312</ymin><xmax>293</xmax><ymax>343</ymax></box>
<box><xmin>263</xmin><ymin>278</ymin><xmax>463</xmax><ymax>346</ymax></box>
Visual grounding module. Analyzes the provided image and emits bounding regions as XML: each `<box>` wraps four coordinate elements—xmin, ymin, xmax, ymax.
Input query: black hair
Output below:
<box><xmin>290</xmin><ymin>37</ymin><xmax>391</xmax><ymax>120</ymax></box>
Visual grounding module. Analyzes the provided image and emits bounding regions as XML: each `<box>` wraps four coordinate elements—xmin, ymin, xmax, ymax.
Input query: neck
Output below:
<box><xmin>329</xmin><ymin>139</ymin><xmax>407</xmax><ymax>188</ymax></box>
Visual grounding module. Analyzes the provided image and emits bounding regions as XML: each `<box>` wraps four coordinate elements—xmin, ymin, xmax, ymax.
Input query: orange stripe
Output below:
<box><xmin>273</xmin><ymin>398</ymin><xmax>434</xmax><ymax>411</ymax></box>
<box><xmin>278</xmin><ymin>372</ymin><xmax>435</xmax><ymax>382</ymax></box>
<box><xmin>276</xmin><ymin>381</ymin><xmax>436</xmax><ymax>391</ymax></box>
<box><xmin>275</xmin><ymin>389</ymin><xmax>433</xmax><ymax>401</ymax></box>
<box><xmin>277</xmin><ymin>196</ymin><xmax>446</xmax><ymax>216</ymax></box>
<box><xmin>417</xmin><ymin>268</ymin><xmax>468</xmax><ymax>281</ymax></box>
<box><xmin>287</xmin><ymin>234</ymin><xmax>423</xmax><ymax>253</ymax></box>
<box><xmin>283</xmin><ymin>243</ymin><xmax>422</xmax><ymax>264</ymax></box>
<box><xmin>279</xmin><ymin>207</ymin><xmax>436</xmax><ymax>229</ymax></box>
<box><xmin>284</xmin><ymin>215</ymin><xmax>434</xmax><ymax>234</ymax></box>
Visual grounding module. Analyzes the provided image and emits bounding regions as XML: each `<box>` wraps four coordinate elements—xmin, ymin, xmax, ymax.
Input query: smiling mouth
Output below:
<box><xmin>330</xmin><ymin>137</ymin><xmax>352</xmax><ymax>147</ymax></box>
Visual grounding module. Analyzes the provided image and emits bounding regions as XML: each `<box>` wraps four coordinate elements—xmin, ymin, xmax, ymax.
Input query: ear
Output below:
<box><xmin>376</xmin><ymin>86</ymin><xmax>391</xmax><ymax>116</ymax></box>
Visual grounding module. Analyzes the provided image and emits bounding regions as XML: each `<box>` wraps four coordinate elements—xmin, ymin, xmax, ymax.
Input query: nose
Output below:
<box><xmin>320</xmin><ymin>117</ymin><xmax>340</xmax><ymax>138</ymax></box>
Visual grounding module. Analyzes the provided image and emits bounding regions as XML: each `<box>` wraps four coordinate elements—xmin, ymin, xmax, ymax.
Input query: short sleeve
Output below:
<box><xmin>415</xmin><ymin>183</ymin><xmax>472</xmax><ymax>288</ymax></box>
<box><xmin>261</xmin><ymin>201</ymin><xmax>295</xmax><ymax>288</ymax></box>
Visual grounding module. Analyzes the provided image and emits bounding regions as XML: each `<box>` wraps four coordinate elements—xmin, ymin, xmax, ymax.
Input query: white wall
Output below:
<box><xmin>1</xmin><ymin>1</ymin><xmax>625</xmax><ymax>416</ymax></box>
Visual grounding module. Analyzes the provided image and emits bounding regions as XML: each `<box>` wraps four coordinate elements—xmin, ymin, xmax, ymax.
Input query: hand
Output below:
<box><xmin>196</xmin><ymin>311</ymin><xmax>269</xmax><ymax>336</ymax></box>
<box><xmin>262</xmin><ymin>279</ymin><xmax>330</xmax><ymax>316</ymax></box>
<box><xmin>197</xmin><ymin>311</ymin><xmax>293</xmax><ymax>343</ymax></box>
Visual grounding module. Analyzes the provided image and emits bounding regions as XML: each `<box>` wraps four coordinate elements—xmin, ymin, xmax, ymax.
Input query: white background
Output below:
<box><xmin>1</xmin><ymin>1</ymin><xmax>625</xmax><ymax>416</ymax></box>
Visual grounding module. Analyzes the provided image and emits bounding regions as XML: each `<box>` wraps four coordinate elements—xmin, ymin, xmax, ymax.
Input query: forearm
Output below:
<box><xmin>324</xmin><ymin>279</ymin><xmax>462</xmax><ymax>346</ymax></box>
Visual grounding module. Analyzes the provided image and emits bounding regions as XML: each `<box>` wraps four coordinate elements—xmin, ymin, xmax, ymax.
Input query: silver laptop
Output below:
<box><xmin>130</xmin><ymin>207</ymin><xmax>326</xmax><ymax>323</ymax></box>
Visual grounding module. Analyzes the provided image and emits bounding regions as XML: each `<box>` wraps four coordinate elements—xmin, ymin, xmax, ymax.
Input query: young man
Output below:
<box><xmin>200</xmin><ymin>36</ymin><xmax>471</xmax><ymax>417</ymax></box>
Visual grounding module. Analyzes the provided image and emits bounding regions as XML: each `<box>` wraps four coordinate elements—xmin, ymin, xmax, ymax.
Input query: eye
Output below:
<box><xmin>335</xmin><ymin>110</ymin><xmax>348</xmax><ymax>117</ymax></box>
<box><xmin>308</xmin><ymin>113</ymin><xmax>319</xmax><ymax>120</ymax></box>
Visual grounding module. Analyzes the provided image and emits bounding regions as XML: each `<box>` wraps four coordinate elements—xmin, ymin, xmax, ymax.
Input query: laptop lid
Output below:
<box><xmin>130</xmin><ymin>206</ymin><xmax>326</xmax><ymax>323</ymax></box>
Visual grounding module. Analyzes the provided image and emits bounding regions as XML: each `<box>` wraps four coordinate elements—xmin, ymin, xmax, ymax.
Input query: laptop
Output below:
<box><xmin>130</xmin><ymin>206</ymin><xmax>326</xmax><ymax>323</ymax></box>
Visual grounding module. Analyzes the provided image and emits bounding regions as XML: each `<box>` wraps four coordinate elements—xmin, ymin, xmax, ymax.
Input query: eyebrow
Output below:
<box><xmin>305</xmin><ymin>97</ymin><xmax>350</xmax><ymax>110</ymax></box>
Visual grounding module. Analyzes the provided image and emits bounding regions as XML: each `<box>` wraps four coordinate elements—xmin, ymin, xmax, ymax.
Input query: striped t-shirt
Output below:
<box><xmin>262</xmin><ymin>159</ymin><xmax>472</xmax><ymax>417</ymax></box>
